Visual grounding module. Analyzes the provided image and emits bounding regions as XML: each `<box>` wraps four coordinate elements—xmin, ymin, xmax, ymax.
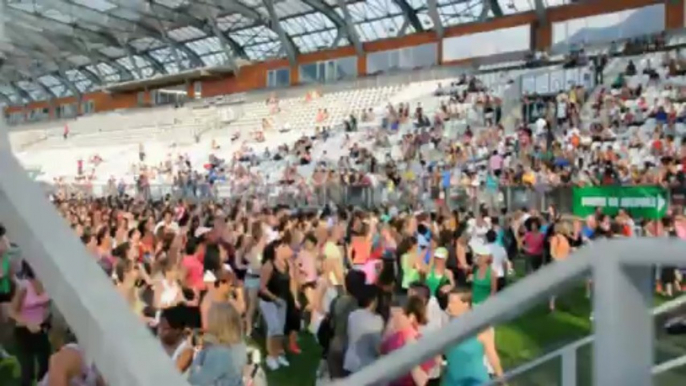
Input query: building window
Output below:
<box><xmin>267</xmin><ymin>67</ymin><xmax>290</xmax><ymax>88</ymax></box>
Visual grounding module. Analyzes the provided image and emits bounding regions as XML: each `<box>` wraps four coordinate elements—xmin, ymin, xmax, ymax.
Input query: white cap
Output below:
<box><xmin>194</xmin><ymin>227</ymin><xmax>212</xmax><ymax>238</ymax></box>
<box><xmin>472</xmin><ymin>242</ymin><xmax>492</xmax><ymax>256</ymax></box>
<box><xmin>203</xmin><ymin>271</ymin><xmax>217</xmax><ymax>283</ymax></box>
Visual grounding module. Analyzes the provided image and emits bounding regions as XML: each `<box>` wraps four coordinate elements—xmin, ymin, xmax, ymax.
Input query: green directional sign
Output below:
<box><xmin>573</xmin><ymin>186</ymin><xmax>668</xmax><ymax>219</ymax></box>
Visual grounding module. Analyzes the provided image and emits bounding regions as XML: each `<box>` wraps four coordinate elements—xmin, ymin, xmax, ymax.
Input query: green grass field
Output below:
<box><xmin>2</xmin><ymin>282</ymin><xmax>685</xmax><ymax>386</ymax></box>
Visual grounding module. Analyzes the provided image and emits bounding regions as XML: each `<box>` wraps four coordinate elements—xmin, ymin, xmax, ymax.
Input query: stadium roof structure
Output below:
<box><xmin>0</xmin><ymin>0</ymin><xmax>568</xmax><ymax>105</ymax></box>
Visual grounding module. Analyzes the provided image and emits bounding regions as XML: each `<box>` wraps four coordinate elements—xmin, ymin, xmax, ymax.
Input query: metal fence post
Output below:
<box><xmin>561</xmin><ymin>346</ymin><xmax>577</xmax><ymax>386</ymax></box>
<box><xmin>593</xmin><ymin>257</ymin><xmax>654</xmax><ymax>386</ymax></box>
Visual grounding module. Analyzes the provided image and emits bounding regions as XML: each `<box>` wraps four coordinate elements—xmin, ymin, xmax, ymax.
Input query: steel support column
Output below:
<box><xmin>489</xmin><ymin>0</ymin><xmax>504</xmax><ymax>17</ymax></box>
<box><xmin>593</xmin><ymin>257</ymin><xmax>653</xmax><ymax>386</ymax></box>
<box><xmin>336</xmin><ymin>0</ymin><xmax>364</xmax><ymax>56</ymax></box>
<box><xmin>393</xmin><ymin>0</ymin><xmax>424</xmax><ymax>32</ymax></box>
<box><xmin>9</xmin><ymin>82</ymin><xmax>32</xmax><ymax>103</ymax></box>
<box><xmin>533</xmin><ymin>0</ymin><xmax>546</xmax><ymax>23</ymax></box>
<box><xmin>0</xmin><ymin>92</ymin><xmax>12</xmax><ymax>105</ymax></box>
<box><xmin>264</xmin><ymin>0</ymin><xmax>297</xmax><ymax>65</ymax></box>
<box><xmin>427</xmin><ymin>0</ymin><xmax>444</xmax><ymax>39</ymax></box>
<box><xmin>207</xmin><ymin>20</ymin><xmax>239</xmax><ymax>72</ymax></box>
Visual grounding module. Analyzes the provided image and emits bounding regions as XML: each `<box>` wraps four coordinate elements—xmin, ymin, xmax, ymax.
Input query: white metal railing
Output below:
<box><xmin>0</xmin><ymin>118</ymin><xmax>189</xmax><ymax>386</ymax></box>
<box><xmin>332</xmin><ymin>239</ymin><xmax>686</xmax><ymax>386</ymax></box>
<box><xmin>485</xmin><ymin>295</ymin><xmax>686</xmax><ymax>386</ymax></box>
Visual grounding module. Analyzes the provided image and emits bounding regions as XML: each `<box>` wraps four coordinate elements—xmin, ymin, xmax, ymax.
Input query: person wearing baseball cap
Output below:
<box><xmin>471</xmin><ymin>243</ymin><xmax>496</xmax><ymax>306</ymax></box>
<box><xmin>425</xmin><ymin>247</ymin><xmax>454</xmax><ymax>296</ymax></box>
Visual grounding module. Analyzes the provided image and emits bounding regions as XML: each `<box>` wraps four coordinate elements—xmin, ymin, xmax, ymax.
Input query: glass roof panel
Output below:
<box><xmin>72</xmin><ymin>0</ymin><xmax>117</xmax><ymax>12</ymax></box>
<box><xmin>50</xmin><ymin>84</ymin><xmax>70</xmax><ymax>98</ymax></box>
<box><xmin>244</xmin><ymin>41</ymin><xmax>283</xmax><ymax>61</ymax></box>
<box><xmin>274</xmin><ymin>0</ymin><xmax>313</xmax><ymax>17</ymax></box>
<box><xmin>67</xmin><ymin>55</ymin><xmax>92</xmax><ymax>67</ymax></box>
<box><xmin>100</xmin><ymin>46</ymin><xmax>127</xmax><ymax>58</ymax></box>
<box><xmin>356</xmin><ymin>16</ymin><xmax>405</xmax><ymax>42</ymax></box>
<box><xmin>65</xmin><ymin>70</ymin><xmax>87</xmax><ymax>82</ymax></box>
<box><xmin>116</xmin><ymin>56</ymin><xmax>152</xmax><ymax>70</ymax></box>
<box><xmin>231</xmin><ymin>26</ymin><xmax>280</xmax><ymax>47</ymax></box>
<box><xmin>217</xmin><ymin>14</ymin><xmax>254</xmax><ymax>31</ymax></box>
<box><xmin>438</xmin><ymin>0</ymin><xmax>482</xmax><ymax>26</ymax></box>
<box><xmin>0</xmin><ymin>86</ymin><xmax>21</xmax><ymax>104</ymax></box>
<box><xmin>149</xmin><ymin>47</ymin><xmax>189</xmax><ymax>63</ymax></box>
<box><xmin>85</xmin><ymin>63</ymin><xmax>117</xmax><ymax>75</ymax></box>
<box><xmin>292</xmin><ymin>30</ymin><xmax>337</xmax><ymax>53</ymax></box>
<box><xmin>39</xmin><ymin>9</ymin><xmax>78</xmax><ymax>24</ymax></box>
<box><xmin>201</xmin><ymin>53</ymin><xmax>229</xmax><ymax>66</ymax></box>
<box><xmin>38</xmin><ymin>75</ymin><xmax>63</xmax><ymax>87</ymax></box>
<box><xmin>346</xmin><ymin>0</ymin><xmax>403</xmax><ymax>22</ymax></box>
<box><xmin>130</xmin><ymin>37</ymin><xmax>165</xmax><ymax>51</ymax></box>
<box><xmin>241</xmin><ymin>0</ymin><xmax>267</xmax><ymax>8</ymax></box>
<box><xmin>75</xmin><ymin>80</ymin><xmax>93</xmax><ymax>93</ymax></box>
<box><xmin>185</xmin><ymin>37</ymin><xmax>223</xmax><ymax>56</ymax></box>
<box><xmin>499</xmin><ymin>0</ymin><xmax>535</xmax><ymax>15</ymax></box>
<box><xmin>168</xmin><ymin>26</ymin><xmax>208</xmax><ymax>42</ymax></box>
<box><xmin>154</xmin><ymin>0</ymin><xmax>190</xmax><ymax>9</ymax></box>
<box><xmin>281</xmin><ymin>13</ymin><xmax>335</xmax><ymax>36</ymax></box>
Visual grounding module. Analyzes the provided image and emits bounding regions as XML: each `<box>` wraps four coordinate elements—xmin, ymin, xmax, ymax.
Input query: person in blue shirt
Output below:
<box><xmin>441</xmin><ymin>287</ymin><xmax>503</xmax><ymax>385</ymax></box>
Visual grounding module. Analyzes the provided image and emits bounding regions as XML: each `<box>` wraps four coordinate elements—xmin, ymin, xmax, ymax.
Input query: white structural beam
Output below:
<box><xmin>0</xmin><ymin>119</ymin><xmax>189</xmax><ymax>386</ymax></box>
<box><xmin>263</xmin><ymin>0</ymin><xmax>298</xmax><ymax>66</ymax></box>
<box><xmin>336</xmin><ymin>0</ymin><xmax>364</xmax><ymax>56</ymax></box>
<box><xmin>427</xmin><ymin>0</ymin><xmax>444</xmax><ymax>39</ymax></box>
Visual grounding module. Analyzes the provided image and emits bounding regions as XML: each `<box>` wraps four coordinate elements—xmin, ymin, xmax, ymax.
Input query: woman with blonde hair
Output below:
<box><xmin>188</xmin><ymin>302</ymin><xmax>247</xmax><ymax>386</ymax></box>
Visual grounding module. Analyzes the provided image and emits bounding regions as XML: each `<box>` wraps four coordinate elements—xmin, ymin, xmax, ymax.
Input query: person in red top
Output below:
<box><xmin>181</xmin><ymin>238</ymin><xmax>205</xmax><ymax>294</ymax></box>
<box><xmin>381</xmin><ymin>296</ymin><xmax>435</xmax><ymax>386</ymax></box>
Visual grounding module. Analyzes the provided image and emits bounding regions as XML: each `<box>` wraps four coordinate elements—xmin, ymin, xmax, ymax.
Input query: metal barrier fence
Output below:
<box><xmin>39</xmin><ymin>181</ymin><xmax>576</xmax><ymax>212</ymax></box>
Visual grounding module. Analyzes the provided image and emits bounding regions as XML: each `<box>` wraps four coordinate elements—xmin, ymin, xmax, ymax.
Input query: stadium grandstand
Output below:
<box><xmin>3</xmin><ymin>1</ymin><xmax>686</xmax><ymax>386</ymax></box>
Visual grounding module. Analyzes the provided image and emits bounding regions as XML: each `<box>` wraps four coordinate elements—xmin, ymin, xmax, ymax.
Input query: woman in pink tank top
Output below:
<box><xmin>9</xmin><ymin>262</ymin><xmax>51</xmax><ymax>386</ymax></box>
<box><xmin>296</xmin><ymin>233</ymin><xmax>319</xmax><ymax>313</ymax></box>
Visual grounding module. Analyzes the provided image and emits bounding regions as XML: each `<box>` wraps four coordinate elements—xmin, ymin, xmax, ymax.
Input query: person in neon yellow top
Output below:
<box><xmin>401</xmin><ymin>237</ymin><xmax>426</xmax><ymax>290</ymax></box>
<box><xmin>425</xmin><ymin>247</ymin><xmax>454</xmax><ymax>296</ymax></box>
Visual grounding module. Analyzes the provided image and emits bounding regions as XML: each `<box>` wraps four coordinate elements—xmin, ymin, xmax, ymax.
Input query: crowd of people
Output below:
<box><xmin>5</xmin><ymin>30</ymin><xmax>686</xmax><ymax>386</ymax></box>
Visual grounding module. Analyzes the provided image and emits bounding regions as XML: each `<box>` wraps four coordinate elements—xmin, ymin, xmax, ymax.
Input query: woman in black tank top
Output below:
<box><xmin>259</xmin><ymin>234</ymin><xmax>301</xmax><ymax>368</ymax></box>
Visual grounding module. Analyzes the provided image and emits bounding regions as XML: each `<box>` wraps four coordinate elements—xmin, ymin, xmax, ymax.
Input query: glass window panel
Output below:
<box><xmin>367</xmin><ymin>51</ymin><xmax>388</xmax><ymax>74</ymax></box>
<box><xmin>399</xmin><ymin>47</ymin><xmax>414</xmax><ymax>69</ymax></box>
<box><xmin>326</xmin><ymin>60</ymin><xmax>336</xmax><ymax>82</ymax></box>
<box><xmin>267</xmin><ymin>70</ymin><xmax>275</xmax><ymax>87</ymax></box>
<box><xmin>276</xmin><ymin>68</ymin><xmax>290</xmax><ymax>86</ymax></box>
<box><xmin>411</xmin><ymin>43</ymin><xmax>438</xmax><ymax>68</ymax></box>
<box><xmin>335</xmin><ymin>56</ymin><xmax>357</xmax><ymax>80</ymax></box>
<box><xmin>388</xmin><ymin>49</ymin><xmax>400</xmax><ymax>70</ymax></box>
<box><xmin>317</xmin><ymin>62</ymin><xmax>326</xmax><ymax>82</ymax></box>
<box><xmin>299</xmin><ymin>63</ymin><xmax>318</xmax><ymax>84</ymax></box>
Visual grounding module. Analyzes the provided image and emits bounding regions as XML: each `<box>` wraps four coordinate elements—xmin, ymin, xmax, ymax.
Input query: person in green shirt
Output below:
<box><xmin>425</xmin><ymin>247</ymin><xmax>454</xmax><ymax>296</ymax></box>
<box><xmin>0</xmin><ymin>224</ymin><xmax>12</xmax><ymax>359</ymax></box>
<box><xmin>401</xmin><ymin>237</ymin><xmax>424</xmax><ymax>291</ymax></box>
<box><xmin>470</xmin><ymin>243</ymin><xmax>497</xmax><ymax>306</ymax></box>
<box><xmin>0</xmin><ymin>224</ymin><xmax>12</xmax><ymax>303</ymax></box>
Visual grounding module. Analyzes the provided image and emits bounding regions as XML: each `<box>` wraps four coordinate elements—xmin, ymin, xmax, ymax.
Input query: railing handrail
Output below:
<box><xmin>486</xmin><ymin>294</ymin><xmax>686</xmax><ymax>385</ymax></box>
<box><xmin>332</xmin><ymin>238</ymin><xmax>686</xmax><ymax>386</ymax></box>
